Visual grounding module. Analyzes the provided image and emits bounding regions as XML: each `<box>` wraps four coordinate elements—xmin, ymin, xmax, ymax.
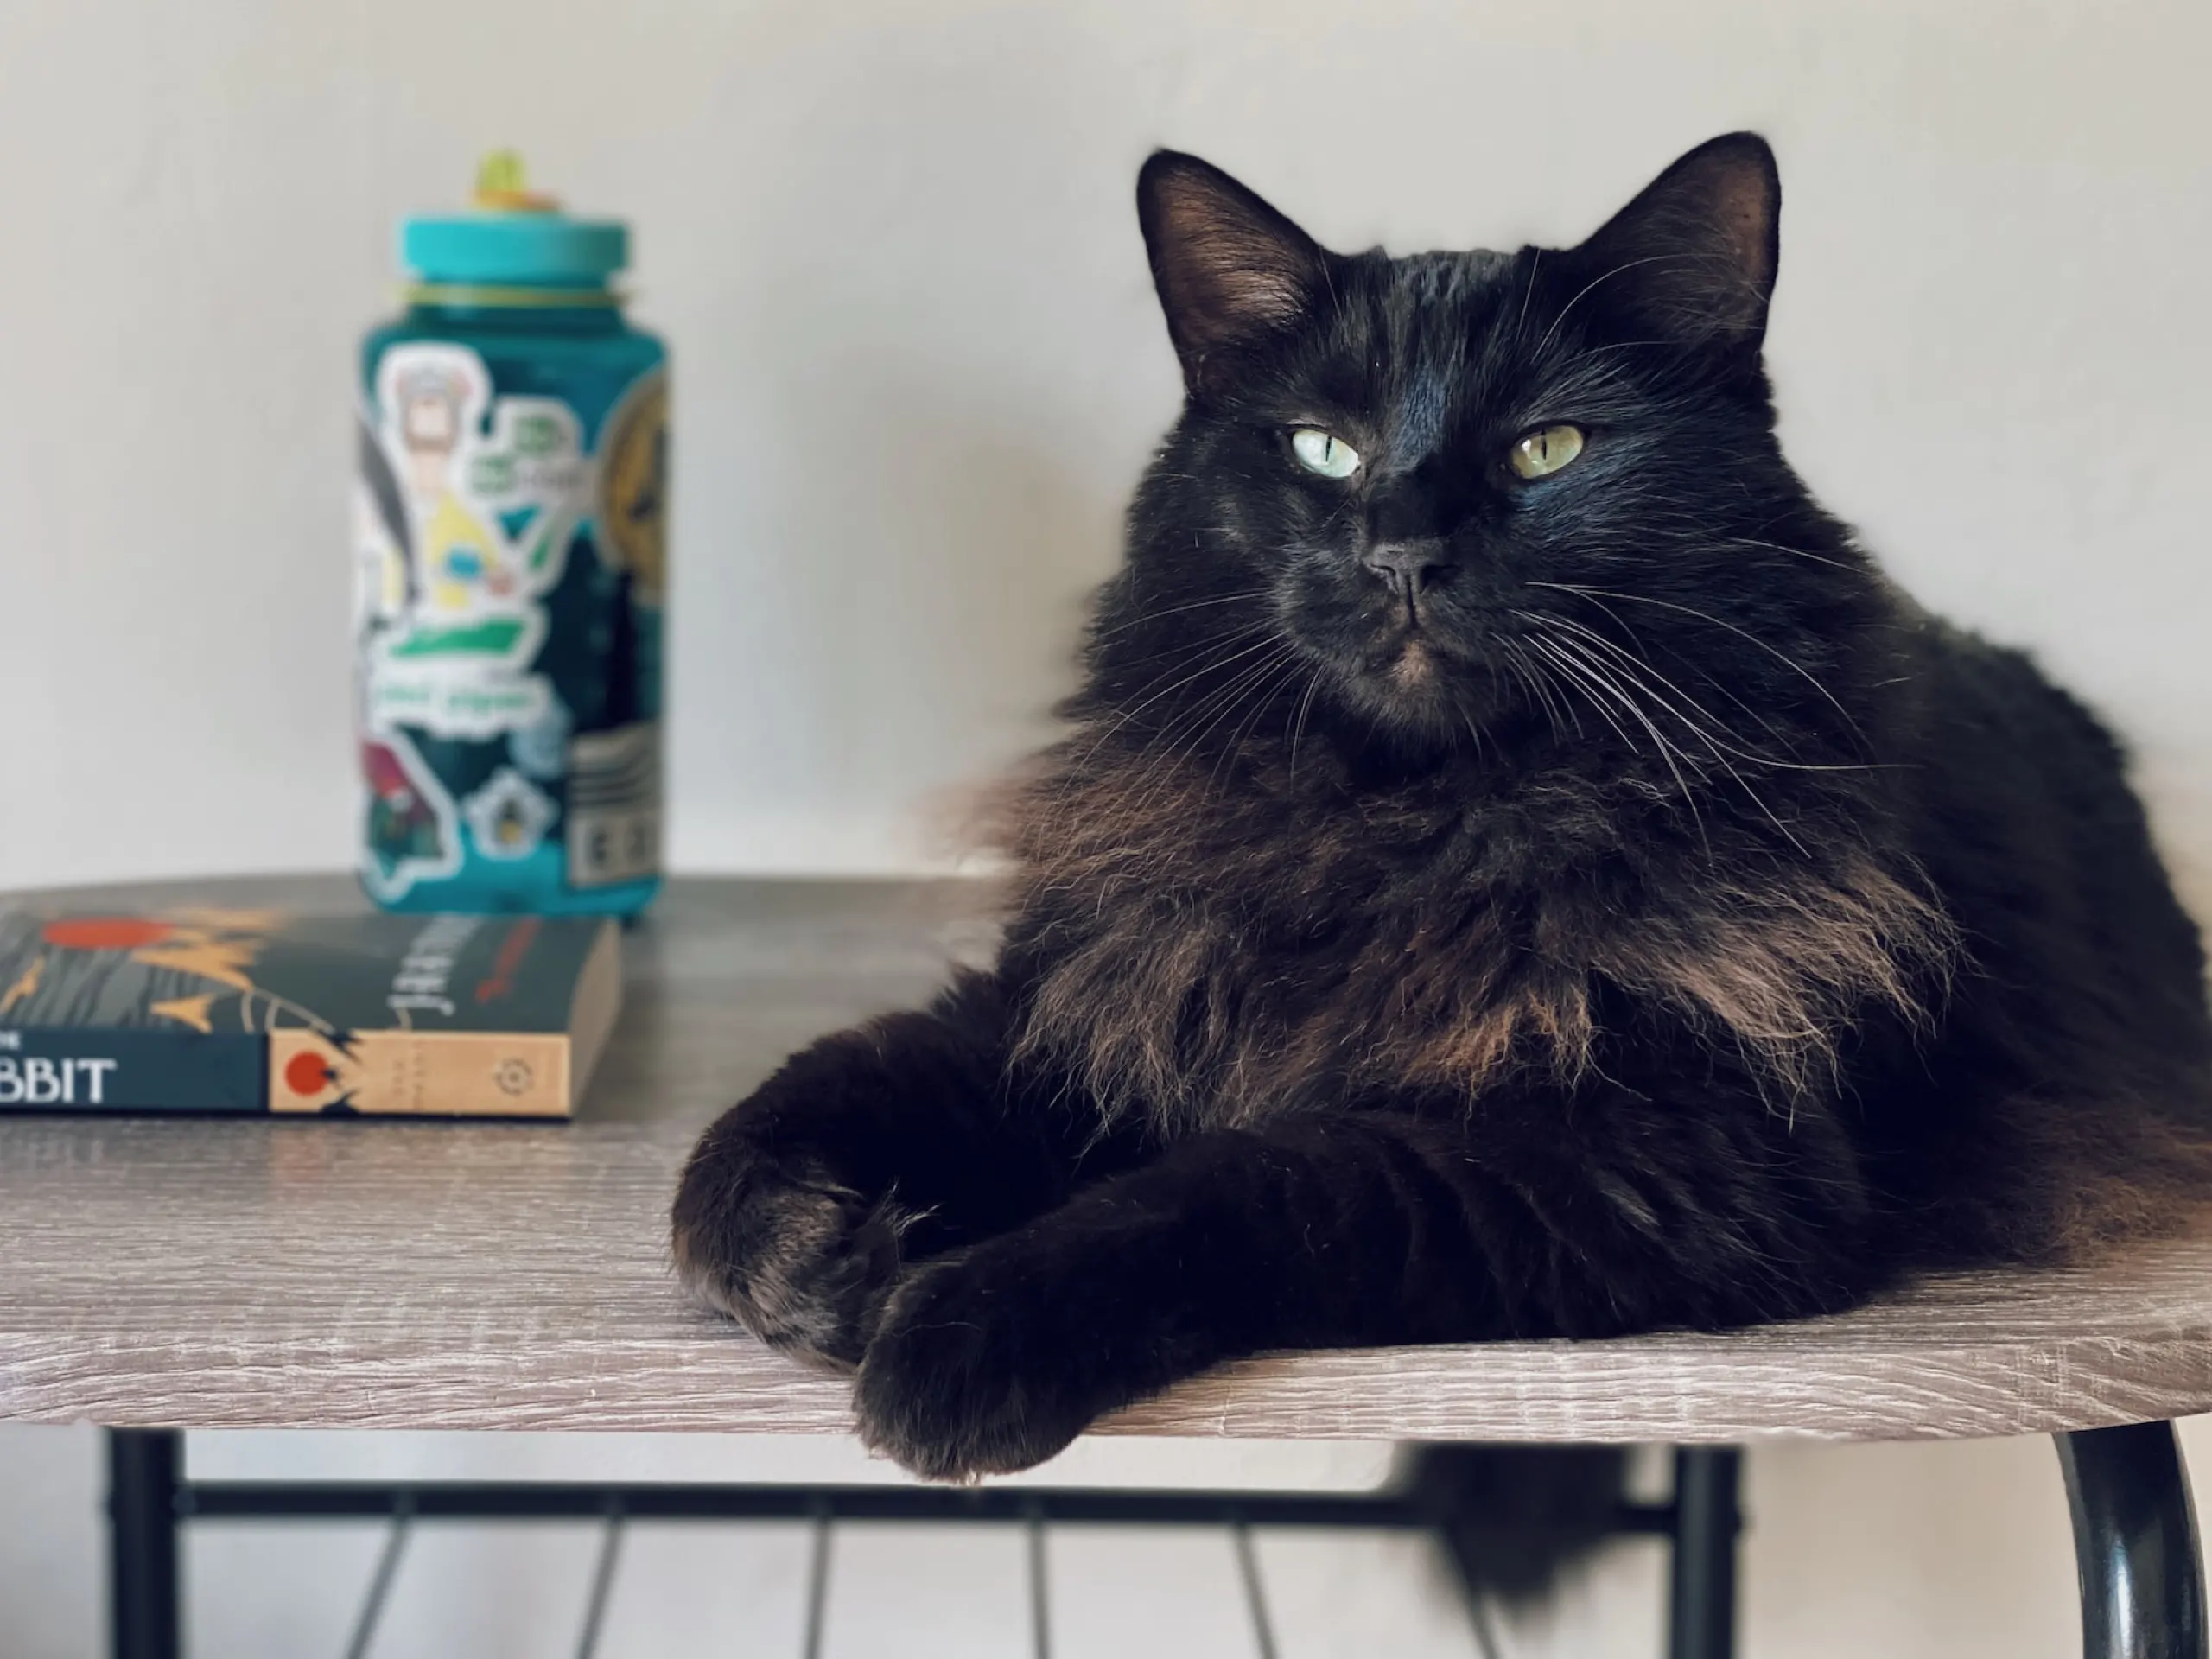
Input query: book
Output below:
<box><xmin>0</xmin><ymin>906</ymin><xmax>620</xmax><ymax>1117</ymax></box>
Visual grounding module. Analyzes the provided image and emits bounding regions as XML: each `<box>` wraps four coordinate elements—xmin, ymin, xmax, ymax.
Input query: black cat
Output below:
<box><xmin>673</xmin><ymin>134</ymin><xmax>2212</xmax><ymax>1481</ymax></box>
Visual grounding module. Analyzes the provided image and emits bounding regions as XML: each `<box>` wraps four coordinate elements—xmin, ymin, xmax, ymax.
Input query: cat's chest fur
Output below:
<box><xmin>995</xmin><ymin>743</ymin><xmax>1950</xmax><ymax>1134</ymax></box>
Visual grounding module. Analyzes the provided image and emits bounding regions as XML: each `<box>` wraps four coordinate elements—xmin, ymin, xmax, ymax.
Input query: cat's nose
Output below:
<box><xmin>1362</xmin><ymin>543</ymin><xmax>1452</xmax><ymax>598</ymax></box>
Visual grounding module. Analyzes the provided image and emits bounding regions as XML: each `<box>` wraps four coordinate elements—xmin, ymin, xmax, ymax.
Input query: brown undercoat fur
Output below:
<box><xmin>995</xmin><ymin>740</ymin><xmax>1961</xmax><ymax>1133</ymax></box>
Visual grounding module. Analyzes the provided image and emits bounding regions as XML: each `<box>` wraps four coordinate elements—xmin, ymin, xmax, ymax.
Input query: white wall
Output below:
<box><xmin>0</xmin><ymin>0</ymin><xmax>2206</xmax><ymax>899</ymax></box>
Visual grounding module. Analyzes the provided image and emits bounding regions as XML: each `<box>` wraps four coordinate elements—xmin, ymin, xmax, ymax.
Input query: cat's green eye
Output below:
<box><xmin>1509</xmin><ymin>423</ymin><xmax>1586</xmax><ymax>480</ymax></box>
<box><xmin>1290</xmin><ymin>428</ymin><xmax>1361</xmax><ymax>480</ymax></box>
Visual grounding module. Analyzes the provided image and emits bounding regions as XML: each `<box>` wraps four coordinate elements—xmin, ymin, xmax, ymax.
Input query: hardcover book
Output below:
<box><xmin>0</xmin><ymin>906</ymin><xmax>621</xmax><ymax>1117</ymax></box>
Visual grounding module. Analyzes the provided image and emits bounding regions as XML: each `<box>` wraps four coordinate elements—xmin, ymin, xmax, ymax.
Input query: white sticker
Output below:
<box><xmin>357</xmin><ymin>342</ymin><xmax>590</xmax><ymax>740</ymax></box>
<box><xmin>462</xmin><ymin>767</ymin><xmax>558</xmax><ymax>861</ymax></box>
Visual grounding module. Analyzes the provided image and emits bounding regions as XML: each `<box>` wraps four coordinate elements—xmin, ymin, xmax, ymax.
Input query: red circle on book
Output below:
<box><xmin>42</xmin><ymin>918</ymin><xmax>175</xmax><ymax>950</ymax></box>
<box><xmin>283</xmin><ymin>1052</ymin><xmax>331</xmax><ymax>1096</ymax></box>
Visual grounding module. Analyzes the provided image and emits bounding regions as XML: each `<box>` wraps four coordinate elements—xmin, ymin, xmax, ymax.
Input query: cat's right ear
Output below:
<box><xmin>1137</xmin><ymin>151</ymin><xmax>1329</xmax><ymax>398</ymax></box>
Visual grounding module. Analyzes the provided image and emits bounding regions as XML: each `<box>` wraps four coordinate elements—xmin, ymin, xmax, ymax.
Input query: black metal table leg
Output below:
<box><xmin>1666</xmin><ymin>1446</ymin><xmax>1741</xmax><ymax>1659</ymax></box>
<box><xmin>2056</xmin><ymin>1421</ymin><xmax>2208</xmax><ymax>1659</ymax></box>
<box><xmin>108</xmin><ymin>1428</ymin><xmax>183</xmax><ymax>1659</ymax></box>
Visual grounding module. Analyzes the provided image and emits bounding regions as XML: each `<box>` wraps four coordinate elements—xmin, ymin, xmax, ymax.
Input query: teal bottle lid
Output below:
<box><xmin>401</xmin><ymin>152</ymin><xmax>627</xmax><ymax>300</ymax></box>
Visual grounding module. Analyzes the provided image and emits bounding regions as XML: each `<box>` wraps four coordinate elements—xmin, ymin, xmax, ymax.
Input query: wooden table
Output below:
<box><xmin>3</xmin><ymin>875</ymin><xmax>2208</xmax><ymax>1659</ymax></box>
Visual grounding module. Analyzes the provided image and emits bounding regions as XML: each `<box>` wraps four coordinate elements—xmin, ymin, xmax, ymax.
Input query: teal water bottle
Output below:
<box><xmin>354</xmin><ymin>153</ymin><xmax>667</xmax><ymax>917</ymax></box>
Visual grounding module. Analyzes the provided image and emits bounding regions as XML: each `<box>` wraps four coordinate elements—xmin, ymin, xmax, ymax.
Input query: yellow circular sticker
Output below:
<box><xmin>598</xmin><ymin>368</ymin><xmax>667</xmax><ymax>601</ymax></box>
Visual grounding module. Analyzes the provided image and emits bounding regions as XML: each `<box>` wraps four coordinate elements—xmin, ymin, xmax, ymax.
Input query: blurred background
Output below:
<box><xmin>3</xmin><ymin>0</ymin><xmax>2208</xmax><ymax>1653</ymax></box>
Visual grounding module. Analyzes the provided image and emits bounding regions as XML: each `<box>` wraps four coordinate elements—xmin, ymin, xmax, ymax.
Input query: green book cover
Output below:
<box><xmin>0</xmin><ymin>906</ymin><xmax>621</xmax><ymax>1117</ymax></box>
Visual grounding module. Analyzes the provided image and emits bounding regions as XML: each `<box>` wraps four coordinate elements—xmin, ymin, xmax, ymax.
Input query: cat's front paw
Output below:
<box><xmin>852</xmin><ymin>1252</ymin><xmax>1096</xmax><ymax>1482</ymax></box>
<box><xmin>671</xmin><ymin>1118</ymin><xmax>913</xmax><ymax>1368</ymax></box>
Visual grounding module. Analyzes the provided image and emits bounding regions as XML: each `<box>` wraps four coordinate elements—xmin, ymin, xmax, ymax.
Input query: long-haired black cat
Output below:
<box><xmin>673</xmin><ymin>134</ymin><xmax>2212</xmax><ymax>1481</ymax></box>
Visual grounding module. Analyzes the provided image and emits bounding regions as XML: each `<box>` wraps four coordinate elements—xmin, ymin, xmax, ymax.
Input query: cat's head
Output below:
<box><xmin>1086</xmin><ymin>135</ymin><xmax>1877</xmax><ymax>771</ymax></box>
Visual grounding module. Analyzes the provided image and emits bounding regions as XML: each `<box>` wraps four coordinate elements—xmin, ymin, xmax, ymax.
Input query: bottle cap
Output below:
<box><xmin>401</xmin><ymin>152</ymin><xmax>627</xmax><ymax>298</ymax></box>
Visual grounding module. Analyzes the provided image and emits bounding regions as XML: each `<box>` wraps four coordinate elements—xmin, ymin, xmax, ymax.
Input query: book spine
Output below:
<box><xmin>0</xmin><ymin>1028</ymin><xmax>265</xmax><ymax>1112</ymax></box>
<box><xmin>267</xmin><ymin>1030</ymin><xmax>573</xmax><ymax>1117</ymax></box>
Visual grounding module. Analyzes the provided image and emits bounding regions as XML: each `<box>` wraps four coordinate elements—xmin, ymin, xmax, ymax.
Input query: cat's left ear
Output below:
<box><xmin>1569</xmin><ymin>132</ymin><xmax>1781</xmax><ymax>357</ymax></box>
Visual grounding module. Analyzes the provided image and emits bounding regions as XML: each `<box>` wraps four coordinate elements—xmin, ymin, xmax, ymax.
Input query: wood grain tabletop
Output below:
<box><xmin>3</xmin><ymin>874</ymin><xmax>2209</xmax><ymax>1444</ymax></box>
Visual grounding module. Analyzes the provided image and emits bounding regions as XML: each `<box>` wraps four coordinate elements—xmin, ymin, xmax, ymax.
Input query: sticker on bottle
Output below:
<box><xmin>566</xmin><ymin>722</ymin><xmax>661</xmax><ymax>888</ymax></box>
<box><xmin>596</xmin><ymin>366</ymin><xmax>668</xmax><ymax>605</ymax></box>
<box><xmin>356</xmin><ymin>342</ymin><xmax>585</xmax><ymax>741</ymax></box>
<box><xmin>359</xmin><ymin>733</ymin><xmax>461</xmax><ymax>903</ymax></box>
<box><xmin>461</xmin><ymin>767</ymin><xmax>558</xmax><ymax>861</ymax></box>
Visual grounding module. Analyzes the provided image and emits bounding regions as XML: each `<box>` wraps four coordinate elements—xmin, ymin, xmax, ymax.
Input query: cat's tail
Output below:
<box><xmin>1398</xmin><ymin>1444</ymin><xmax>1634</xmax><ymax>1615</ymax></box>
